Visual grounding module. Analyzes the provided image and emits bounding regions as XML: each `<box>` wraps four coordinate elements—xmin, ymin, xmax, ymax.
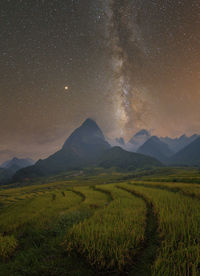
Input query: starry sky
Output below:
<box><xmin>0</xmin><ymin>0</ymin><xmax>200</xmax><ymax>162</ymax></box>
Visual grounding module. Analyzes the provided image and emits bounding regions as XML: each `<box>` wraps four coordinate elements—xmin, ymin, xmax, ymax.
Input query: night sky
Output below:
<box><xmin>1</xmin><ymin>0</ymin><xmax>200</xmax><ymax>162</ymax></box>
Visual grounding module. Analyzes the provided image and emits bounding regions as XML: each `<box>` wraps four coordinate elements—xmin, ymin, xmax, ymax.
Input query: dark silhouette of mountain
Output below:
<box><xmin>1</xmin><ymin>157</ymin><xmax>34</xmax><ymax>172</ymax></box>
<box><xmin>137</xmin><ymin>136</ymin><xmax>173</xmax><ymax>163</ymax></box>
<box><xmin>115</xmin><ymin>137</ymin><xmax>125</xmax><ymax>145</ymax></box>
<box><xmin>168</xmin><ymin>137</ymin><xmax>200</xmax><ymax>166</ymax></box>
<box><xmin>14</xmin><ymin>118</ymin><xmax>111</xmax><ymax>180</ymax></box>
<box><xmin>98</xmin><ymin>146</ymin><xmax>162</xmax><ymax>170</ymax></box>
<box><xmin>126</xmin><ymin>129</ymin><xmax>151</xmax><ymax>152</ymax></box>
<box><xmin>0</xmin><ymin>168</ymin><xmax>14</xmax><ymax>185</ymax></box>
<box><xmin>160</xmin><ymin>134</ymin><xmax>199</xmax><ymax>153</ymax></box>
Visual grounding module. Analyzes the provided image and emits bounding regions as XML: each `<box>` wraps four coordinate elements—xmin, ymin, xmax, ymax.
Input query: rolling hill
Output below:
<box><xmin>98</xmin><ymin>146</ymin><xmax>162</xmax><ymax>170</ymax></box>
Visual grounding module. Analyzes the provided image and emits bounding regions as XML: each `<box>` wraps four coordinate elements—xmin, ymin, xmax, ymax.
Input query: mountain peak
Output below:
<box><xmin>63</xmin><ymin>118</ymin><xmax>107</xmax><ymax>149</ymax></box>
<box><xmin>134</xmin><ymin>129</ymin><xmax>150</xmax><ymax>137</ymax></box>
<box><xmin>80</xmin><ymin>118</ymin><xmax>101</xmax><ymax>131</ymax></box>
<box><xmin>1</xmin><ymin>157</ymin><xmax>34</xmax><ymax>170</ymax></box>
<box><xmin>14</xmin><ymin>119</ymin><xmax>111</xmax><ymax>180</ymax></box>
<box><xmin>12</xmin><ymin>157</ymin><xmax>20</xmax><ymax>162</ymax></box>
<box><xmin>179</xmin><ymin>134</ymin><xmax>187</xmax><ymax>139</ymax></box>
<box><xmin>82</xmin><ymin>118</ymin><xmax>97</xmax><ymax>126</ymax></box>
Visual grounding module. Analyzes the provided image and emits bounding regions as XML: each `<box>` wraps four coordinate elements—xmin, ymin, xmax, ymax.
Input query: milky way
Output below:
<box><xmin>106</xmin><ymin>0</ymin><xmax>200</xmax><ymax>138</ymax></box>
<box><xmin>0</xmin><ymin>0</ymin><xmax>200</xmax><ymax>162</ymax></box>
<box><xmin>105</xmin><ymin>0</ymin><xmax>149</xmax><ymax>136</ymax></box>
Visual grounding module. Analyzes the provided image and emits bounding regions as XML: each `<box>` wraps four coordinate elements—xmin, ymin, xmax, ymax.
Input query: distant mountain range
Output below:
<box><xmin>1</xmin><ymin>120</ymin><xmax>200</xmax><ymax>184</ymax></box>
<box><xmin>13</xmin><ymin>119</ymin><xmax>162</xmax><ymax>181</ymax></box>
<box><xmin>160</xmin><ymin>134</ymin><xmax>199</xmax><ymax>153</ymax></box>
<box><xmin>1</xmin><ymin>157</ymin><xmax>34</xmax><ymax>171</ymax></box>
<box><xmin>136</xmin><ymin>134</ymin><xmax>200</xmax><ymax>165</ymax></box>
<box><xmin>0</xmin><ymin>157</ymin><xmax>34</xmax><ymax>185</ymax></box>
<box><xmin>114</xmin><ymin>131</ymin><xmax>200</xmax><ymax>165</ymax></box>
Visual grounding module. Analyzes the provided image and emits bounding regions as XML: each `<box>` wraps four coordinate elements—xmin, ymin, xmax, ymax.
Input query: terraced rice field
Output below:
<box><xmin>0</xmin><ymin>176</ymin><xmax>200</xmax><ymax>275</ymax></box>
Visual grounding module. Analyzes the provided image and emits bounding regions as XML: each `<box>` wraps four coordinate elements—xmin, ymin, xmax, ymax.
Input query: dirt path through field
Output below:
<box><xmin>116</xmin><ymin>186</ymin><xmax>160</xmax><ymax>276</ymax></box>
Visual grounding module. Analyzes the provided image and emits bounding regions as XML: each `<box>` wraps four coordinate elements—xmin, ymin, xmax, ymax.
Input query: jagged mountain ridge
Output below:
<box><xmin>8</xmin><ymin>123</ymin><xmax>200</xmax><ymax>182</ymax></box>
<box><xmin>13</xmin><ymin>119</ymin><xmax>163</xmax><ymax>181</ymax></box>
<box><xmin>115</xmin><ymin>131</ymin><xmax>199</xmax><ymax>153</ymax></box>
<box><xmin>160</xmin><ymin>134</ymin><xmax>199</xmax><ymax>153</ymax></box>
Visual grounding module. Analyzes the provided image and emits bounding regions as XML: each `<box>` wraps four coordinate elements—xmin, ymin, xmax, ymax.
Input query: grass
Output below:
<box><xmin>64</xmin><ymin>184</ymin><xmax>146</xmax><ymax>272</ymax></box>
<box><xmin>1</xmin><ymin>168</ymin><xmax>200</xmax><ymax>275</ymax></box>
<box><xmin>117</xmin><ymin>186</ymin><xmax>160</xmax><ymax>276</ymax></box>
<box><xmin>131</xmin><ymin>180</ymin><xmax>200</xmax><ymax>199</ymax></box>
<box><xmin>123</xmin><ymin>183</ymin><xmax>200</xmax><ymax>276</ymax></box>
<box><xmin>0</xmin><ymin>190</ymin><xmax>82</xmax><ymax>233</ymax></box>
<box><xmin>0</xmin><ymin>234</ymin><xmax>18</xmax><ymax>259</ymax></box>
<box><xmin>0</xmin><ymin>183</ymin><xmax>111</xmax><ymax>275</ymax></box>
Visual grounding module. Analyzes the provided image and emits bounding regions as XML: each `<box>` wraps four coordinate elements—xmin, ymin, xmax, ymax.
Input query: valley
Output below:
<box><xmin>1</xmin><ymin>120</ymin><xmax>200</xmax><ymax>275</ymax></box>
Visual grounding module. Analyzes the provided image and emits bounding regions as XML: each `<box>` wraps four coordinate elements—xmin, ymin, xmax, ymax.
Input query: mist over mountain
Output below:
<box><xmin>160</xmin><ymin>134</ymin><xmax>199</xmax><ymax>153</ymax></box>
<box><xmin>0</xmin><ymin>157</ymin><xmax>35</xmax><ymax>184</ymax></box>
<box><xmin>111</xmin><ymin>130</ymin><xmax>200</xmax><ymax>165</ymax></box>
<box><xmin>126</xmin><ymin>130</ymin><xmax>151</xmax><ymax>152</ymax></box>
<box><xmin>1</xmin><ymin>157</ymin><xmax>34</xmax><ymax>171</ymax></box>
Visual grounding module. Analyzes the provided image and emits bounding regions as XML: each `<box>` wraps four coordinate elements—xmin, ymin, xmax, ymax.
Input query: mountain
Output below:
<box><xmin>126</xmin><ymin>129</ymin><xmax>151</xmax><ymax>152</ymax></box>
<box><xmin>1</xmin><ymin>157</ymin><xmax>34</xmax><ymax>173</ymax></box>
<box><xmin>137</xmin><ymin>136</ymin><xmax>173</xmax><ymax>163</ymax></box>
<box><xmin>160</xmin><ymin>134</ymin><xmax>199</xmax><ymax>153</ymax></box>
<box><xmin>98</xmin><ymin>146</ymin><xmax>162</xmax><ymax>170</ymax></box>
<box><xmin>168</xmin><ymin>137</ymin><xmax>200</xmax><ymax>166</ymax></box>
<box><xmin>14</xmin><ymin>118</ymin><xmax>111</xmax><ymax>180</ymax></box>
